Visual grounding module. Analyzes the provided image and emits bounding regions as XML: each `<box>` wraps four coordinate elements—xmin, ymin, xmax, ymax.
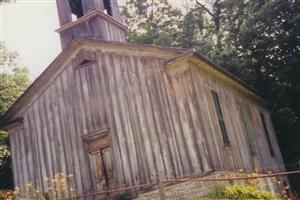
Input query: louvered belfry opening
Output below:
<box><xmin>56</xmin><ymin>0</ymin><xmax>126</xmax><ymax>49</ymax></box>
<box><xmin>68</xmin><ymin>0</ymin><xmax>84</xmax><ymax>18</ymax></box>
<box><xmin>103</xmin><ymin>0</ymin><xmax>112</xmax><ymax>16</ymax></box>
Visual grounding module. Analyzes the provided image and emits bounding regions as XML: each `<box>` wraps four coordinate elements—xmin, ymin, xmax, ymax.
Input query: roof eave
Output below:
<box><xmin>55</xmin><ymin>9</ymin><xmax>128</xmax><ymax>33</ymax></box>
<box><xmin>0</xmin><ymin>117</ymin><xmax>23</xmax><ymax>131</ymax></box>
<box><xmin>0</xmin><ymin>38</ymin><xmax>84</xmax><ymax>124</ymax></box>
<box><xmin>165</xmin><ymin>51</ymin><xmax>268</xmax><ymax>106</ymax></box>
<box><xmin>0</xmin><ymin>39</ymin><xmax>188</xmax><ymax>127</ymax></box>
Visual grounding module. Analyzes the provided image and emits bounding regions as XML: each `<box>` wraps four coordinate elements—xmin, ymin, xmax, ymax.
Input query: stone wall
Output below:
<box><xmin>134</xmin><ymin>171</ymin><xmax>285</xmax><ymax>200</ymax></box>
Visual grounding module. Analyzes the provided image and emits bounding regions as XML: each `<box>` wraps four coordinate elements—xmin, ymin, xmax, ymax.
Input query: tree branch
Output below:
<box><xmin>196</xmin><ymin>0</ymin><xmax>214</xmax><ymax>17</ymax></box>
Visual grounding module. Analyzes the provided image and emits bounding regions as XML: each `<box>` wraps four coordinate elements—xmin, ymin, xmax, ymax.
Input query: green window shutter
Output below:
<box><xmin>239</xmin><ymin>104</ymin><xmax>257</xmax><ymax>155</ymax></box>
<box><xmin>260</xmin><ymin>113</ymin><xmax>275</xmax><ymax>157</ymax></box>
<box><xmin>211</xmin><ymin>90</ymin><xmax>230</xmax><ymax>146</ymax></box>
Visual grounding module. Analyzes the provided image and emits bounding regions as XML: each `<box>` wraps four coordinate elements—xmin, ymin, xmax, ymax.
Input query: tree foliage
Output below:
<box><xmin>123</xmin><ymin>0</ymin><xmax>300</xmax><ymax>193</ymax></box>
<box><xmin>122</xmin><ymin>0</ymin><xmax>183</xmax><ymax>46</ymax></box>
<box><xmin>0</xmin><ymin>42</ymin><xmax>30</xmax><ymax>189</ymax></box>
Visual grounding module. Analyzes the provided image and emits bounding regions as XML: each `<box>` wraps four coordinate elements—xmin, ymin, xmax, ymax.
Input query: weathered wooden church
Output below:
<box><xmin>0</xmin><ymin>0</ymin><xmax>286</xmax><ymax>199</ymax></box>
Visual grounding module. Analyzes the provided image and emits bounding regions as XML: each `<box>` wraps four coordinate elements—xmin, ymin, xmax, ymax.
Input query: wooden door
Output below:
<box><xmin>100</xmin><ymin>147</ymin><xmax>115</xmax><ymax>190</ymax></box>
<box><xmin>90</xmin><ymin>147</ymin><xmax>115</xmax><ymax>192</ymax></box>
<box><xmin>85</xmin><ymin>134</ymin><xmax>115</xmax><ymax>193</ymax></box>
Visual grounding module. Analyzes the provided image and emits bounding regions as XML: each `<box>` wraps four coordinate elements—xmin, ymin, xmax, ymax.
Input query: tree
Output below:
<box><xmin>122</xmin><ymin>0</ymin><xmax>182</xmax><ymax>46</ymax></box>
<box><xmin>229</xmin><ymin>0</ymin><xmax>300</xmax><ymax>191</ymax></box>
<box><xmin>0</xmin><ymin>42</ymin><xmax>30</xmax><ymax>189</ymax></box>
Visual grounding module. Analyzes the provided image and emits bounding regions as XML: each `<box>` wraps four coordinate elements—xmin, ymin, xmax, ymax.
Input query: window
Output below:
<box><xmin>239</xmin><ymin>104</ymin><xmax>257</xmax><ymax>155</ymax></box>
<box><xmin>260</xmin><ymin>113</ymin><xmax>275</xmax><ymax>157</ymax></box>
<box><xmin>68</xmin><ymin>0</ymin><xmax>84</xmax><ymax>18</ymax></box>
<box><xmin>211</xmin><ymin>90</ymin><xmax>230</xmax><ymax>146</ymax></box>
<box><xmin>103</xmin><ymin>0</ymin><xmax>112</xmax><ymax>16</ymax></box>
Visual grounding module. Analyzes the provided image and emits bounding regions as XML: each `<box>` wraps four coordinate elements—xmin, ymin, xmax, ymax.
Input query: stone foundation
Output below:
<box><xmin>134</xmin><ymin>171</ymin><xmax>285</xmax><ymax>200</ymax></box>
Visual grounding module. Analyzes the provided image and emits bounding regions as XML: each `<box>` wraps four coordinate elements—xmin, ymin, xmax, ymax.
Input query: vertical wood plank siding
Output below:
<box><xmin>60</xmin><ymin>17</ymin><xmax>126</xmax><ymax>49</ymax></box>
<box><xmin>9</xmin><ymin>48</ymin><xmax>285</xmax><ymax>195</ymax></box>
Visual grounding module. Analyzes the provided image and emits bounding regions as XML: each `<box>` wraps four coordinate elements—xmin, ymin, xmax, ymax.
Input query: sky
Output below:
<box><xmin>0</xmin><ymin>0</ymin><xmax>188</xmax><ymax>80</ymax></box>
<box><xmin>1</xmin><ymin>0</ymin><xmax>60</xmax><ymax>79</ymax></box>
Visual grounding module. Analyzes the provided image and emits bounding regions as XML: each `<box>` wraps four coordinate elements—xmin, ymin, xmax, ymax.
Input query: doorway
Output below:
<box><xmin>84</xmin><ymin>133</ymin><xmax>116</xmax><ymax>193</ymax></box>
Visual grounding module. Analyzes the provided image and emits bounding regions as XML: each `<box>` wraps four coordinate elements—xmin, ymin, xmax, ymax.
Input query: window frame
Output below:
<box><xmin>259</xmin><ymin>112</ymin><xmax>275</xmax><ymax>157</ymax></box>
<box><xmin>211</xmin><ymin>90</ymin><xmax>231</xmax><ymax>147</ymax></box>
<box><xmin>239</xmin><ymin>103</ymin><xmax>258</xmax><ymax>155</ymax></box>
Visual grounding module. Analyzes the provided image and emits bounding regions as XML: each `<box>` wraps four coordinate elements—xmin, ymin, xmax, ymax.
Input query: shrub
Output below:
<box><xmin>12</xmin><ymin>173</ymin><xmax>75</xmax><ymax>200</ymax></box>
<box><xmin>208</xmin><ymin>184</ymin><xmax>278</xmax><ymax>199</ymax></box>
<box><xmin>0</xmin><ymin>190</ymin><xmax>14</xmax><ymax>200</ymax></box>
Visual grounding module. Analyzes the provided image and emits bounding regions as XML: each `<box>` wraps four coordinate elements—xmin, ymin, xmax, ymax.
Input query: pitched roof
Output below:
<box><xmin>0</xmin><ymin>38</ymin><xmax>266</xmax><ymax>129</ymax></box>
<box><xmin>164</xmin><ymin>49</ymin><xmax>265</xmax><ymax>103</ymax></box>
<box><xmin>0</xmin><ymin>38</ymin><xmax>186</xmax><ymax>127</ymax></box>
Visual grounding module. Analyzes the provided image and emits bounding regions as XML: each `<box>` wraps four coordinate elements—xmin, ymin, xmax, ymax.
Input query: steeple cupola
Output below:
<box><xmin>56</xmin><ymin>0</ymin><xmax>127</xmax><ymax>49</ymax></box>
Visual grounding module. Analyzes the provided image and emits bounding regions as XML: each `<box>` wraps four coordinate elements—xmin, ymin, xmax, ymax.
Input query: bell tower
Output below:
<box><xmin>56</xmin><ymin>0</ymin><xmax>127</xmax><ymax>49</ymax></box>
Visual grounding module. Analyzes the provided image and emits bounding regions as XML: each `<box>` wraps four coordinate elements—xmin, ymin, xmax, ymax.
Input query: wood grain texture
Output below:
<box><xmin>57</xmin><ymin>8</ymin><xmax>127</xmax><ymax>49</ymax></box>
<box><xmin>8</xmin><ymin>46</ymin><xmax>285</xmax><ymax>198</ymax></box>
